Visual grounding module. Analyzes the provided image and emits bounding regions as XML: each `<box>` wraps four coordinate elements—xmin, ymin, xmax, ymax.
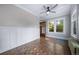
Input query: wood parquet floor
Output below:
<box><xmin>0</xmin><ymin>36</ymin><xmax>71</xmax><ymax>55</ymax></box>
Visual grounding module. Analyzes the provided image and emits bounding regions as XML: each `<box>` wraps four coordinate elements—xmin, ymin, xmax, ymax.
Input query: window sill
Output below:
<box><xmin>48</xmin><ymin>31</ymin><xmax>65</xmax><ymax>34</ymax></box>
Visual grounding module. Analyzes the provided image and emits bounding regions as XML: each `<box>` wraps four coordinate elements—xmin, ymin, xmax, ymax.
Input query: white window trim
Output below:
<box><xmin>48</xmin><ymin>17</ymin><xmax>65</xmax><ymax>34</ymax></box>
<box><xmin>71</xmin><ymin>9</ymin><xmax>77</xmax><ymax>38</ymax></box>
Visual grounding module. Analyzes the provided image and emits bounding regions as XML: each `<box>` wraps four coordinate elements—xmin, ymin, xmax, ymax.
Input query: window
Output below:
<box><xmin>48</xmin><ymin>18</ymin><xmax>64</xmax><ymax>33</ymax></box>
<box><xmin>48</xmin><ymin>21</ymin><xmax>54</xmax><ymax>32</ymax></box>
<box><xmin>73</xmin><ymin>21</ymin><xmax>77</xmax><ymax>34</ymax></box>
<box><xmin>56</xmin><ymin>19</ymin><xmax>64</xmax><ymax>32</ymax></box>
<box><xmin>71</xmin><ymin>9</ymin><xmax>77</xmax><ymax>38</ymax></box>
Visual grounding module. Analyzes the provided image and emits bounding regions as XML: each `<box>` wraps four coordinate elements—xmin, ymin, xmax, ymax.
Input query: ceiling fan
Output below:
<box><xmin>40</xmin><ymin>4</ymin><xmax>58</xmax><ymax>14</ymax></box>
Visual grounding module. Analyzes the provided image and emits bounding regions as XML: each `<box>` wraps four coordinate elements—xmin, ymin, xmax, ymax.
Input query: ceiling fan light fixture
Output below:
<box><xmin>47</xmin><ymin>11</ymin><xmax>50</xmax><ymax>14</ymax></box>
<box><xmin>40</xmin><ymin>4</ymin><xmax>58</xmax><ymax>15</ymax></box>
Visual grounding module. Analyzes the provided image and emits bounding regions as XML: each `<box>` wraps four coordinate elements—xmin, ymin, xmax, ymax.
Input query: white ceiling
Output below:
<box><xmin>14</xmin><ymin>4</ymin><xmax>72</xmax><ymax>19</ymax></box>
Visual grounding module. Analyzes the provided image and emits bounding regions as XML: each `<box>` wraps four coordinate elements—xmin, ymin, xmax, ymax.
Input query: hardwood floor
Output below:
<box><xmin>0</xmin><ymin>36</ymin><xmax>71</xmax><ymax>55</ymax></box>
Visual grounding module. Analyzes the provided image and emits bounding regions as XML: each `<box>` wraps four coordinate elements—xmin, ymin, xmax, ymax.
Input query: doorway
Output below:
<box><xmin>40</xmin><ymin>21</ymin><xmax>46</xmax><ymax>37</ymax></box>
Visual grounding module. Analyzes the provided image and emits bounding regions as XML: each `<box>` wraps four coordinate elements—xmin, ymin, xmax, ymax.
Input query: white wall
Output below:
<box><xmin>0</xmin><ymin>5</ymin><xmax>40</xmax><ymax>53</ymax></box>
<box><xmin>46</xmin><ymin>15</ymin><xmax>71</xmax><ymax>40</ymax></box>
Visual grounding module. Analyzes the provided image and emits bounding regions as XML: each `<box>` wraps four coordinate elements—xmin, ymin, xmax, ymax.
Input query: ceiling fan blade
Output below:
<box><xmin>51</xmin><ymin>4</ymin><xmax>58</xmax><ymax>10</ymax></box>
<box><xmin>50</xmin><ymin>11</ymin><xmax>56</xmax><ymax>13</ymax></box>
<box><xmin>43</xmin><ymin>5</ymin><xmax>47</xmax><ymax>10</ymax></box>
<box><xmin>40</xmin><ymin>11</ymin><xmax>46</xmax><ymax>14</ymax></box>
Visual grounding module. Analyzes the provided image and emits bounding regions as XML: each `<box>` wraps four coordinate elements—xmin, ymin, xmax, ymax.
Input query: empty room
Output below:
<box><xmin>0</xmin><ymin>4</ymin><xmax>79</xmax><ymax>55</ymax></box>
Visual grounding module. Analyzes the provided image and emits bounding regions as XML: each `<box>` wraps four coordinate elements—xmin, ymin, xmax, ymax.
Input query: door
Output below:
<box><xmin>40</xmin><ymin>21</ymin><xmax>46</xmax><ymax>37</ymax></box>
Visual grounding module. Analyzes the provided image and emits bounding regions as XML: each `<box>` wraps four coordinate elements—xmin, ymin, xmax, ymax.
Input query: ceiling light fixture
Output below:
<box><xmin>47</xmin><ymin>11</ymin><xmax>50</xmax><ymax>14</ymax></box>
<box><xmin>40</xmin><ymin>4</ymin><xmax>58</xmax><ymax>15</ymax></box>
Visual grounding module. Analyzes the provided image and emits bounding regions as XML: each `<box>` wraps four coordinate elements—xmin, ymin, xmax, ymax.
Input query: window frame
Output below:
<box><xmin>71</xmin><ymin>9</ymin><xmax>77</xmax><ymax>38</ymax></box>
<box><xmin>48</xmin><ymin>17</ymin><xmax>65</xmax><ymax>34</ymax></box>
<box><xmin>48</xmin><ymin>20</ymin><xmax>55</xmax><ymax>32</ymax></box>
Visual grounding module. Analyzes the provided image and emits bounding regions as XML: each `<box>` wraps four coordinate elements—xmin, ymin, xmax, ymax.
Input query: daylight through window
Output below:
<box><xmin>48</xmin><ymin>19</ymin><xmax>64</xmax><ymax>33</ymax></box>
